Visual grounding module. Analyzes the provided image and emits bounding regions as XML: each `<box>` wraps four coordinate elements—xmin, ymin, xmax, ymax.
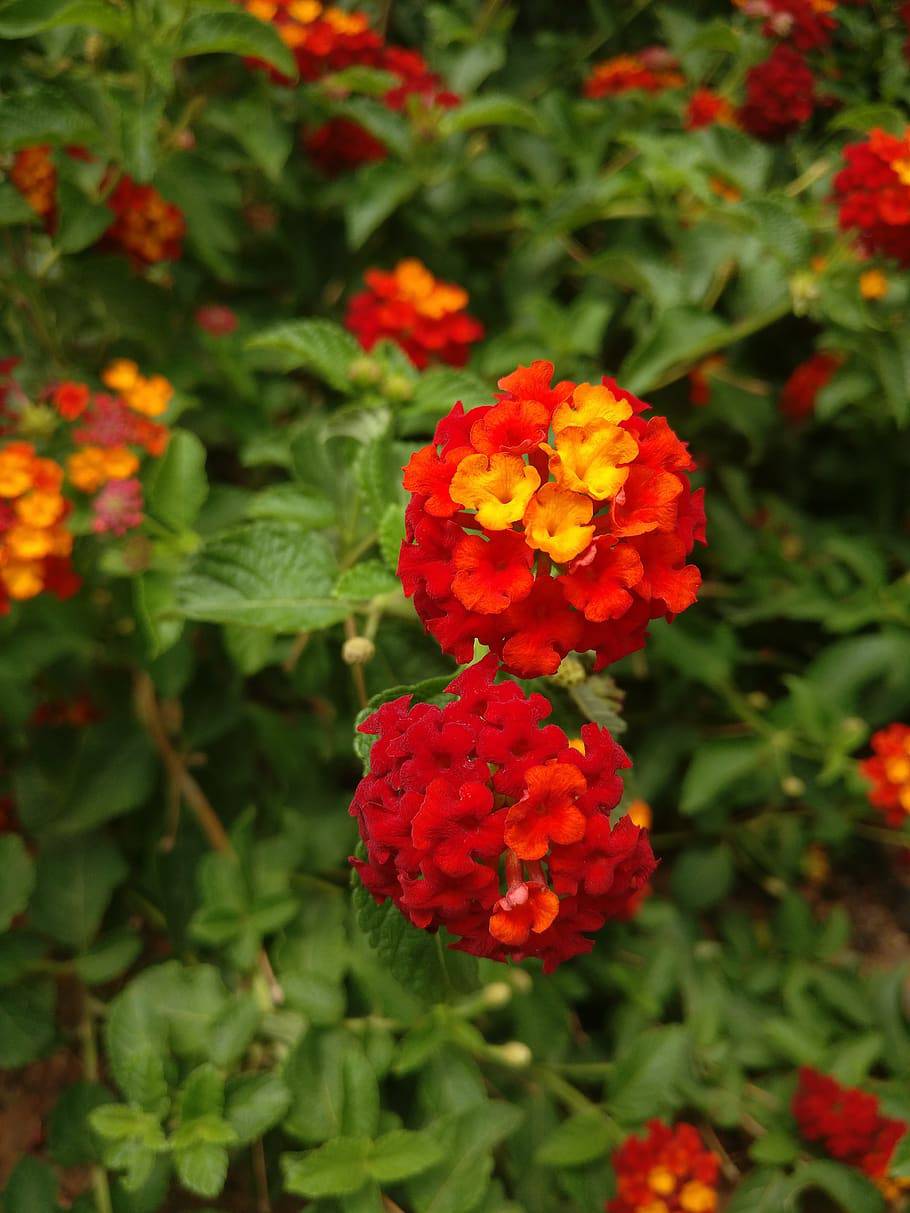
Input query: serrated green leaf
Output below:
<box><xmin>0</xmin><ymin>0</ymin><xmax>128</xmax><ymax>36</ymax></box>
<box><xmin>345</xmin><ymin>162</ymin><xmax>420</xmax><ymax>249</ymax></box>
<box><xmin>225</xmin><ymin>1073</ymin><xmax>292</xmax><ymax>1145</ymax></box>
<box><xmin>440</xmin><ymin>95</ymin><xmax>540</xmax><ymax>134</ymax></box>
<box><xmin>176</xmin><ymin>11</ymin><xmax>297</xmax><ymax>79</ymax></box>
<box><xmin>0</xmin><ymin>978</ymin><xmax>55</xmax><ymax>1066</ymax></box>
<box><xmin>535</xmin><ymin>1111</ymin><xmax>615</xmax><ymax>1167</ymax></box>
<box><xmin>175</xmin><ymin>521</ymin><xmax>349</xmax><ymax>632</ymax></box>
<box><xmin>146</xmin><ymin>430</ymin><xmax>209</xmax><ymax>534</ymax></box>
<box><xmin>334</xmin><ymin>560</ymin><xmax>399</xmax><ymax>601</ymax></box>
<box><xmin>368</xmin><ymin>1128</ymin><xmax>445</xmax><ymax>1183</ymax></box>
<box><xmin>248</xmin><ymin>319</ymin><xmax>360</xmax><ymax>390</ymax></box>
<box><xmin>282</xmin><ymin>1137</ymin><xmax>372</xmax><ymax>1197</ymax></box>
<box><xmin>30</xmin><ymin>834</ymin><xmax>127</xmax><ymax>951</ymax></box>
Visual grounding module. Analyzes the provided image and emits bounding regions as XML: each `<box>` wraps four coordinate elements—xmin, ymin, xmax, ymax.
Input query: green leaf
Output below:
<box><xmin>282</xmin><ymin>1137</ymin><xmax>372</xmax><ymax>1198</ymax></box>
<box><xmin>49</xmin><ymin>1082</ymin><xmax>113</xmax><ymax>1166</ymax></box>
<box><xmin>225</xmin><ymin>1073</ymin><xmax>292</xmax><ymax>1145</ymax></box>
<box><xmin>334</xmin><ymin>560</ymin><xmax>399</xmax><ymax>601</ymax></box>
<box><xmin>14</xmin><ymin>722</ymin><xmax>155</xmax><ymax>835</ymax></box>
<box><xmin>0</xmin><ymin>834</ymin><xmax>34</xmax><ymax>932</ymax></box>
<box><xmin>146</xmin><ymin>430</ymin><xmax>209</xmax><ymax>534</ymax></box>
<box><xmin>0</xmin><ymin>979</ymin><xmax>55</xmax><ymax>1066</ymax></box>
<box><xmin>0</xmin><ymin>0</ymin><xmax>128</xmax><ymax>36</ymax></box>
<box><xmin>90</xmin><ymin>1104</ymin><xmax>166</xmax><ymax>1148</ymax></box>
<box><xmin>670</xmin><ymin>844</ymin><xmax>734</xmax><ymax>911</ymax></box>
<box><xmin>607</xmin><ymin>1026</ymin><xmax>691</xmax><ymax>1122</ymax></box>
<box><xmin>73</xmin><ymin>928</ymin><xmax>142</xmax><ymax>985</ymax></box>
<box><xmin>248</xmin><ymin>319</ymin><xmax>361</xmax><ymax>391</ymax></box>
<box><xmin>353</xmin><ymin>879</ymin><xmax>478</xmax><ymax>1003</ymax></box>
<box><xmin>30</xmin><ymin>834</ymin><xmax>127</xmax><ymax>951</ymax></box>
<box><xmin>175</xmin><ymin>521</ymin><xmax>349</xmax><ymax>632</ymax></box>
<box><xmin>726</xmin><ymin>1168</ymin><xmax>795</xmax><ymax>1212</ymax></box>
<box><xmin>406</xmin><ymin>1103</ymin><xmax>523</xmax><ymax>1213</ymax></box>
<box><xmin>440</xmin><ymin>95</ymin><xmax>540</xmax><ymax>134</ymax></box>
<box><xmin>54</xmin><ymin>182</ymin><xmax>111</xmax><ymax>254</ymax></box>
<box><xmin>283</xmin><ymin>1028</ymin><xmax>350</xmax><ymax>1144</ymax></box>
<box><xmin>176</xmin><ymin>11</ymin><xmax>297</xmax><ymax>79</ymax></box>
<box><xmin>368</xmin><ymin>1128</ymin><xmax>446</xmax><ymax>1183</ymax></box>
<box><xmin>788</xmin><ymin>1160</ymin><xmax>885</xmax><ymax>1212</ymax></box>
<box><xmin>1</xmin><ymin>1156</ymin><xmax>58</xmax><ymax>1213</ymax></box>
<box><xmin>891</xmin><ymin>1128</ymin><xmax>910</xmax><ymax>1179</ymax></box>
<box><xmin>679</xmin><ymin>738</ymin><xmax>770</xmax><ymax>815</ymax></box>
<box><xmin>401</xmin><ymin>368</ymin><xmax>491</xmax><ymax>435</ymax></box>
<box><xmin>174</xmin><ymin>1142</ymin><xmax>229</xmax><ymax>1199</ymax></box>
<box><xmin>748</xmin><ymin>1131</ymin><xmax>801</xmax><ymax>1166</ymax></box>
<box><xmin>377</xmin><ymin>502</ymin><xmax>405</xmax><ymax>571</ymax></box>
<box><xmin>535</xmin><ymin>1112</ymin><xmax>616</xmax><ymax>1167</ymax></box>
<box><xmin>620</xmin><ymin>307</ymin><xmax>728</xmax><ymax>394</ymax></box>
<box><xmin>246</xmin><ymin>485</ymin><xmax>336</xmax><ymax>528</ymax></box>
<box><xmin>345</xmin><ymin>162</ymin><xmax>420</xmax><ymax>249</ymax></box>
<box><xmin>0</xmin><ymin>183</ymin><xmax>40</xmax><ymax>225</ymax></box>
<box><xmin>225</xmin><ymin>1077</ymin><xmax>292</xmax><ymax>1140</ymax></box>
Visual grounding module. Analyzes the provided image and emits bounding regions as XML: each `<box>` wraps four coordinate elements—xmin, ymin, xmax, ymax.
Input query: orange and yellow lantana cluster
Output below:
<box><xmin>0</xmin><ymin>443</ymin><xmax>76</xmax><ymax>608</ymax></box>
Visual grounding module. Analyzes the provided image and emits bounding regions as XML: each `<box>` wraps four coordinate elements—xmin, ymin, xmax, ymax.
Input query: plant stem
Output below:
<box><xmin>79</xmin><ymin>984</ymin><xmax>114</xmax><ymax>1213</ymax></box>
<box><xmin>344</xmin><ymin>617</ymin><xmax>369</xmax><ymax>709</ymax></box>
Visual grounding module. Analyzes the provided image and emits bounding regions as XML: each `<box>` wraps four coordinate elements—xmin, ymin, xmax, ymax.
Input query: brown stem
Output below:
<box><xmin>134</xmin><ymin>671</ymin><xmax>234</xmax><ymax>855</ymax></box>
<box><xmin>79</xmin><ymin>985</ymin><xmax>114</xmax><ymax>1213</ymax></box>
<box><xmin>134</xmin><ymin>673</ymin><xmax>284</xmax><ymax>1006</ymax></box>
<box><xmin>252</xmin><ymin>1137</ymin><xmax>271</xmax><ymax>1213</ymax></box>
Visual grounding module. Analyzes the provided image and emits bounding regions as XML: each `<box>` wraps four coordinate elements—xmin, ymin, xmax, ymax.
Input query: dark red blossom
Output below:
<box><xmin>834</xmin><ymin>127</ymin><xmax>910</xmax><ymax>265</ymax></box>
<box><xmin>350</xmin><ymin>658</ymin><xmax>655</xmax><ymax>971</ymax></box>
<box><xmin>793</xmin><ymin>1068</ymin><xmax>908</xmax><ymax>1183</ymax></box>
<box><xmin>738</xmin><ymin>45</ymin><xmax>816</xmax><ymax>141</ymax></box>
<box><xmin>779</xmin><ymin>351</ymin><xmax>840</xmax><ymax>420</ymax></box>
<box><xmin>608</xmin><ymin>1120</ymin><xmax>721</xmax><ymax>1213</ymax></box>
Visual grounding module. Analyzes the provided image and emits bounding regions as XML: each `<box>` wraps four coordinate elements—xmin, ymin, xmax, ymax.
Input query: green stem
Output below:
<box><xmin>80</xmin><ymin>985</ymin><xmax>114</xmax><ymax>1213</ymax></box>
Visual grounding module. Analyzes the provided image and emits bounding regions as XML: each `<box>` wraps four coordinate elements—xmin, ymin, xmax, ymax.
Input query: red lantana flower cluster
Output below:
<box><xmin>735</xmin><ymin>0</ymin><xmax>838</xmax><ymax>51</ymax></box>
<box><xmin>793</xmin><ymin>1068</ymin><xmax>908</xmax><ymax>1194</ymax></box>
<box><xmin>779</xmin><ymin>351</ymin><xmax>840</xmax><ymax>421</ymax></box>
<box><xmin>834</xmin><ymin>127</ymin><xmax>910</xmax><ymax>266</ymax></box>
<box><xmin>106</xmin><ymin>177</ymin><xmax>185</xmax><ymax>265</ymax></box>
<box><xmin>738</xmin><ymin>44</ymin><xmax>816</xmax><ymax>141</ymax></box>
<box><xmin>242</xmin><ymin>0</ymin><xmax>383</xmax><ymax>82</ymax></box>
<box><xmin>859</xmin><ymin>723</ymin><xmax>910</xmax><ymax>828</ymax></box>
<box><xmin>607</xmin><ymin>1120</ymin><xmax>721</xmax><ymax>1213</ymax></box>
<box><xmin>684</xmin><ymin>89</ymin><xmax>736</xmax><ymax>131</ymax></box>
<box><xmin>584</xmin><ymin>49</ymin><xmax>684</xmax><ymax>97</ymax></box>
<box><xmin>350</xmin><ymin>657</ymin><xmax>656</xmax><ymax>971</ymax></box>
<box><xmin>241</xmin><ymin>1</ymin><xmax>458</xmax><ymax>174</ymax></box>
<box><xmin>345</xmin><ymin>258</ymin><xmax>484</xmax><ymax>369</ymax></box>
<box><xmin>398</xmin><ymin>361</ymin><xmax>704</xmax><ymax>678</ymax></box>
<box><xmin>9</xmin><ymin>148</ymin><xmax>185</xmax><ymax>264</ymax></box>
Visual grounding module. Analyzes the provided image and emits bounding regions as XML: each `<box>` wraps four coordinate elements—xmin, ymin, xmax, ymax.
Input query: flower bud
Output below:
<box><xmin>481</xmin><ymin>982</ymin><xmax>512</xmax><ymax>1010</ymax></box>
<box><xmin>496</xmin><ymin>1041</ymin><xmax>532</xmax><ymax>1068</ymax></box>
<box><xmin>782</xmin><ymin>775</ymin><xmax>805</xmax><ymax>798</ymax></box>
<box><xmin>17</xmin><ymin>403</ymin><xmax>57</xmax><ymax>440</ymax></box>
<box><xmin>349</xmin><ymin>355</ymin><xmax>382</xmax><ymax>388</ymax></box>
<box><xmin>343</xmin><ymin>635</ymin><xmax>375</xmax><ymax>665</ymax></box>
<box><xmin>382</xmin><ymin>373</ymin><xmax>415</xmax><ymax>403</ymax></box>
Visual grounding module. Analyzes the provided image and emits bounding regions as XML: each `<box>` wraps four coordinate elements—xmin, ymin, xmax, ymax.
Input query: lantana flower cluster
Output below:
<box><xmin>63</xmin><ymin>360</ymin><xmax>170</xmax><ymax>536</ymax></box>
<box><xmin>859</xmin><ymin>724</ymin><xmax>910</xmax><ymax>828</ymax></box>
<box><xmin>607</xmin><ymin>1120</ymin><xmax>721</xmax><ymax>1213</ymax></box>
<box><xmin>241</xmin><ymin>1</ymin><xmax>458</xmax><ymax>174</ymax></box>
<box><xmin>9</xmin><ymin>146</ymin><xmax>185</xmax><ymax>264</ymax></box>
<box><xmin>735</xmin><ymin>0</ymin><xmax>838</xmax><ymax>51</ymax></box>
<box><xmin>398</xmin><ymin>360</ymin><xmax>704</xmax><ymax>677</ymax></box>
<box><xmin>779</xmin><ymin>351</ymin><xmax>841</xmax><ymax>421</ymax></box>
<box><xmin>834</xmin><ymin>127</ymin><xmax>910</xmax><ymax>266</ymax></box>
<box><xmin>350</xmin><ymin>657</ymin><xmax>656</xmax><ymax>971</ymax></box>
<box><xmin>738</xmin><ymin>44</ymin><xmax>816</xmax><ymax>141</ymax></box>
<box><xmin>0</xmin><ymin>359</ymin><xmax>171</xmax><ymax>613</ymax></box>
<box><xmin>584</xmin><ymin>49</ymin><xmax>684</xmax><ymax>97</ymax></box>
<box><xmin>0</xmin><ymin>443</ymin><xmax>78</xmax><ymax>610</ymax></box>
<box><xmin>793</xmin><ymin>1069</ymin><xmax>909</xmax><ymax>1197</ymax></box>
<box><xmin>345</xmin><ymin>258</ymin><xmax>484</xmax><ymax>369</ymax></box>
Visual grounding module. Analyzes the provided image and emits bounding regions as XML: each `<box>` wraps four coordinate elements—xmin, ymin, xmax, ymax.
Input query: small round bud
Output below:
<box><xmin>343</xmin><ymin>636</ymin><xmax>376</xmax><ymax>665</ymax></box>
<box><xmin>496</xmin><ymin>1041</ymin><xmax>532</xmax><ymax>1069</ymax></box>
<box><xmin>349</xmin><ymin>355</ymin><xmax>382</xmax><ymax>388</ymax></box>
<box><xmin>550</xmin><ymin>655</ymin><xmax>586</xmax><ymax>688</ymax></box>
<box><xmin>382</xmin><ymin>373</ymin><xmax>414</xmax><ymax>403</ymax></box>
<box><xmin>481</xmin><ymin>982</ymin><xmax>512</xmax><ymax>1010</ymax></box>
<box><xmin>508</xmin><ymin>968</ymin><xmax>533</xmax><ymax>994</ymax></box>
<box><xmin>782</xmin><ymin>775</ymin><xmax>805</xmax><ymax>798</ymax></box>
<box><xmin>747</xmin><ymin>691</ymin><xmax>770</xmax><ymax>710</ymax></box>
<box><xmin>841</xmin><ymin>715</ymin><xmax>866</xmax><ymax>737</ymax></box>
<box><xmin>780</xmin><ymin>534</ymin><xmax>803</xmax><ymax>560</ymax></box>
